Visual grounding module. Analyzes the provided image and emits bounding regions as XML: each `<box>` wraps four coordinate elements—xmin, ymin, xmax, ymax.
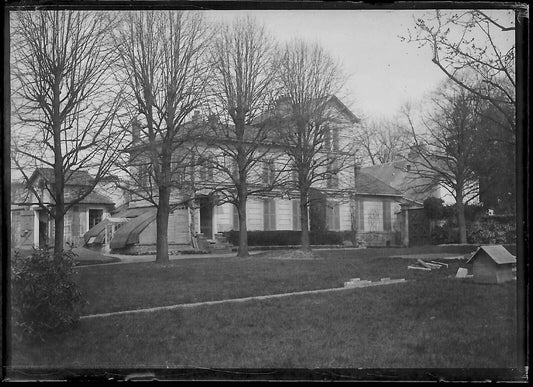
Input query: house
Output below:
<box><xmin>466</xmin><ymin>245</ymin><xmax>516</xmax><ymax>284</ymax></box>
<box><xmin>353</xmin><ymin>167</ymin><xmax>405</xmax><ymax>246</ymax></box>
<box><xmin>11</xmin><ymin>168</ymin><xmax>115</xmax><ymax>249</ymax></box>
<box><xmin>84</xmin><ymin>95</ymin><xmax>409</xmax><ymax>252</ymax></box>
<box><xmin>361</xmin><ymin>157</ymin><xmax>448</xmax><ymax>205</ymax></box>
<box><xmin>361</xmin><ymin>153</ymin><xmax>479</xmax><ymax>206</ymax></box>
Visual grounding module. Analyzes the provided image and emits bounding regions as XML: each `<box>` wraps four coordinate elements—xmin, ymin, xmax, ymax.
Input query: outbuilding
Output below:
<box><xmin>466</xmin><ymin>245</ymin><xmax>516</xmax><ymax>284</ymax></box>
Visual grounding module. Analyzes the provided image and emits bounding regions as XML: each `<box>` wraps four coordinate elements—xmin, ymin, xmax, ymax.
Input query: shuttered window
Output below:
<box><xmin>332</xmin><ymin>128</ymin><xmax>339</xmax><ymax>151</ymax></box>
<box><xmin>358</xmin><ymin>200</ymin><xmax>365</xmax><ymax>231</ymax></box>
<box><xmin>383</xmin><ymin>201</ymin><xmax>392</xmax><ymax>231</ymax></box>
<box><xmin>292</xmin><ymin>200</ymin><xmax>301</xmax><ymax>230</ymax></box>
<box><xmin>263</xmin><ymin>199</ymin><xmax>276</xmax><ymax>231</ymax></box>
<box><xmin>263</xmin><ymin>160</ymin><xmax>275</xmax><ymax>185</ymax></box>
<box><xmin>326</xmin><ymin>201</ymin><xmax>340</xmax><ymax>231</ymax></box>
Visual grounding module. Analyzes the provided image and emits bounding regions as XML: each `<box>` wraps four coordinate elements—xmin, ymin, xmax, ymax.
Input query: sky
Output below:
<box><xmin>205</xmin><ymin>9</ymin><xmax>515</xmax><ymax>122</ymax></box>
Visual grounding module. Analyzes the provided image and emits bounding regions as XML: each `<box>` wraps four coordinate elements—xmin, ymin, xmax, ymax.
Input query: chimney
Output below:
<box><xmin>354</xmin><ymin>163</ymin><xmax>361</xmax><ymax>180</ymax></box>
<box><xmin>131</xmin><ymin>119</ymin><xmax>141</xmax><ymax>145</ymax></box>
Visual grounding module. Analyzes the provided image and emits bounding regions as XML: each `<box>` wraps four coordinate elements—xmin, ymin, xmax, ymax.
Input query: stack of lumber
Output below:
<box><xmin>408</xmin><ymin>259</ymin><xmax>449</xmax><ymax>271</ymax></box>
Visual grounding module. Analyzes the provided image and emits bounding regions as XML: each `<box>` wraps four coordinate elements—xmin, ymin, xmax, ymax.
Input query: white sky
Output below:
<box><xmin>205</xmin><ymin>9</ymin><xmax>515</xmax><ymax>122</ymax></box>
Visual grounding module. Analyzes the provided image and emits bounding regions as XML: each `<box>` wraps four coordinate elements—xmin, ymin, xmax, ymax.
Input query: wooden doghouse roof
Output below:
<box><xmin>466</xmin><ymin>245</ymin><xmax>516</xmax><ymax>265</ymax></box>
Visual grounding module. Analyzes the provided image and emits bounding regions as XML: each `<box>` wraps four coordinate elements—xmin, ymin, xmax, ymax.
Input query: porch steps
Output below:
<box><xmin>207</xmin><ymin>233</ymin><xmax>233</xmax><ymax>254</ymax></box>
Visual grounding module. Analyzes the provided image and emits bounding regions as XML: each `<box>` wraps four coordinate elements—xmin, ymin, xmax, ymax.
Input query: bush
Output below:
<box><xmin>223</xmin><ymin>230</ymin><xmax>353</xmax><ymax>246</ymax></box>
<box><xmin>11</xmin><ymin>248</ymin><xmax>86</xmax><ymax>342</ymax></box>
<box><xmin>430</xmin><ymin>224</ymin><xmax>459</xmax><ymax>244</ymax></box>
<box><xmin>467</xmin><ymin>219</ymin><xmax>516</xmax><ymax>244</ymax></box>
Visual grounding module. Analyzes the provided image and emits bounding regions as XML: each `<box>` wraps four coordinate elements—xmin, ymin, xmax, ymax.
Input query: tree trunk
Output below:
<box><xmin>300</xmin><ymin>190</ymin><xmax>311</xmax><ymax>252</ymax></box>
<box><xmin>237</xmin><ymin>198</ymin><xmax>249</xmax><ymax>258</ymax></box>
<box><xmin>53</xmin><ymin>209</ymin><xmax>64</xmax><ymax>258</ymax></box>
<box><xmin>456</xmin><ymin>191</ymin><xmax>467</xmax><ymax>244</ymax></box>
<box><xmin>156</xmin><ymin>185</ymin><xmax>170</xmax><ymax>263</ymax></box>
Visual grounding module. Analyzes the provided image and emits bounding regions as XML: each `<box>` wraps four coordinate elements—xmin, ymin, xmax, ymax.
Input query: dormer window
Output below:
<box><xmin>406</xmin><ymin>164</ymin><xmax>411</xmax><ymax>172</ymax></box>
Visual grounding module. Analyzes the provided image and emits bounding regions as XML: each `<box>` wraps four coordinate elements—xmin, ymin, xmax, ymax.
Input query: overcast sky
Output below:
<box><xmin>205</xmin><ymin>9</ymin><xmax>515</xmax><ymax>122</ymax></box>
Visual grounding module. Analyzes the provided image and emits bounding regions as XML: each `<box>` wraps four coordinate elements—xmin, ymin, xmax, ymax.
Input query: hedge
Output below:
<box><xmin>223</xmin><ymin>230</ymin><xmax>355</xmax><ymax>246</ymax></box>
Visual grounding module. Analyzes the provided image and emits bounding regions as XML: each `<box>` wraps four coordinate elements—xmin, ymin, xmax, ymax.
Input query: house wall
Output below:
<box><xmin>356</xmin><ymin>197</ymin><xmax>402</xmax><ymax>247</ymax></box>
<box><xmin>11</xmin><ymin>208</ymin><xmax>35</xmax><ymax>249</ymax></box>
<box><xmin>138</xmin><ymin>207</ymin><xmax>190</xmax><ymax>245</ymax></box>
<box><xmin>11</xmin><ymin>204</ymin><xmax>111</xmax><ymax>250</ymax></box>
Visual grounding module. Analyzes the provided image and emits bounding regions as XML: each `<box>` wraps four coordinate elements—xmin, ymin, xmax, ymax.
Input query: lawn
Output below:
<box><xmin>7</xmin><ymin>246</ymin><xmax>522</xmax><ymax>377</ymax></box>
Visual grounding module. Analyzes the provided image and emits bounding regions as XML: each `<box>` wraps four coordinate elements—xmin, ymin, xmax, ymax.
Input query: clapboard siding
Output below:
<box><xmin>138</xmin><ymin>208</ymin><xmax>190</xmax><ymax>244</ymax></box>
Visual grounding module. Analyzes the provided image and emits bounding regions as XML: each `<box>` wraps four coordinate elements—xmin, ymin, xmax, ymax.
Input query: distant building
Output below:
<box><xmin>466</xmin><ymin>245</ymin><xmax>516</xmax><ymax>284</ymax></box>
<box><xmin>11</xmin><ymin>168</ymin><xmax>115</xmax><ymax>249</ymax></box>
<box><xmin>361</xmin><ymin>155</ymin><xmax>479</xmax><ymax>206</ymax></box>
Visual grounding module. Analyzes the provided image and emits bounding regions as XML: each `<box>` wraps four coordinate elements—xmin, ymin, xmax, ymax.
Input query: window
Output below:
<box><xmin>326</xmin><ymin>158</ymin><xmax>339</xmax><ymax>189</ymax></box>
<box><xmin>263</xmin><ymin>199</ymin><xmax>276</xmax><ymax>231</ymax></box>
<box><xmin>332</xmin><ymin>128</ymin><xmax>339</xmax><ymax>151</ymax></box>
<box><xmin>199</xmin><ymin>159</ymin><xmax>213</xmax><ymax>181</ymax></box>
<box><xmin>89</xmin><ymin>209</ymin><xmax>103</xmax><ymax>229</ymax></box>
<box><xmin>324</xmin><ymin>126</ymin><xmax>339</xmax><ymax>151</ymax></box>
<box><xmin>292</xmin><ymin>200</ymin><xmax>301</xmax><ymax>230</ymax></box>
<box><xmin>383</xmin><ymin>201</ymin><xmax>392</xmax><ymax>231</ymax></box>
<box><xmin>263</xmin><ymin>160</ymin><xmax>275</xmax><ymax>185</ymax></box>
<box><xmin>324</xmin><ymin>127</ymin><xmax>331</xmax><ymax>150</ymax></box>
<box><xmin>326</xmin><ymin>201</ymin><xmax>340</xmax><ymax>231</ymax></box>
<box><xmin>364</xmin><ymin>201</ymin><xmax>383</xmax><ymax>232</ymax></box>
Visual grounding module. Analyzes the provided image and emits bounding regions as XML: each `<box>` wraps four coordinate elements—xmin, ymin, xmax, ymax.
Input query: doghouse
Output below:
<box><xmin>466</xmin><ymin>245</ymin><xmax>516</xmax><ymax>284</ymax></box>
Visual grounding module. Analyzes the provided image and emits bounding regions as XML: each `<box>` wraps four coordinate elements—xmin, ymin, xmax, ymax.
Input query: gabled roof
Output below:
<box><xmin>70</xmin><ymin>191</ymin><xmax>115</xmax><ymax>206</ymax></box>
<box><xmin>355</xmin><ymin>171</ymin><xmax>403</xmax><ymax>197</ymax></box>
<box><xmin>361</xmin><ymin>159</ymin><xmax>436</xmax><ymax>203</ymax></box>
<box><xmin>28</xmin><ymin>168</ymin><xmax>94</xmax><ymax>187</ymax></box>
<box><xmin>466</xmin><ymin>245</ymin><xmax>516</xmax><ymax>265</ymax></box>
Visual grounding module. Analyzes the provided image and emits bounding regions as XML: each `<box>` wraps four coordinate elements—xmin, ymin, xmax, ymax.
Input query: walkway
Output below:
<box><xmin>80</xmin><ymin>280</ymin><xmax>408</xmax><ymax>320</ymax></box>
<box><xmin>74</xmin><ymin>247</ymin><xmax>263</xmax><ymax>266</ymax></box>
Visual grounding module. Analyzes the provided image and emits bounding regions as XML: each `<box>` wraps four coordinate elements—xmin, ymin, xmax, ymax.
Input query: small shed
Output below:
<box><xmin>466</xmin><ymin>245</ymin><xmax>516</xmax><ymax>284</ymax></box>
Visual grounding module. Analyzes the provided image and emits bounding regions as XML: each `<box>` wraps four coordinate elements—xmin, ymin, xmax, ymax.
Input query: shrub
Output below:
<box><xmin>430</xmin><ymin>224</ymin><xmax>459</xmax><ymax>244</ymax></box>
<box><xmin>467</xmin><ymin>219</ymin><xmax>516</xmax><ymax>244</ymax></box>
<box><xmin>11</xmin><ymin>248</ymin><xmax>86</xmax><ymax>342</ymax></box>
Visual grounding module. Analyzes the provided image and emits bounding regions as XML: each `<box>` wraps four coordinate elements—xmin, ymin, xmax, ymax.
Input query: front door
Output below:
<box><xmin>199</xmin><ymin>197</ymin><xmax>213</xmax><ymax>239</ymax></box>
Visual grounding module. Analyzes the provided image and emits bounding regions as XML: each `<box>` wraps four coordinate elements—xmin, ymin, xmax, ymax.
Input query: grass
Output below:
<box><xmin>8</xmin><ymin>246</ymin><xmax>521</xmax><ymax>373</ymax></box>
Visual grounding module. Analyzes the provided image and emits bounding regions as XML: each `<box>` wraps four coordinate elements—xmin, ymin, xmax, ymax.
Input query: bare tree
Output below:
<box><xmin>404</xmin><ymin>9</ymin><xmax>518</xmax><ymax>215</ymax></box>
<box><xmin>355</xmin><ymin>117</ymin><xmax>410</xmax><ymax>165</ymax></box>
<box><xmin>201</xmin><ymin>17</ymin><xmax>281</xmax><ymax>258</ymax></box>
<box><xmin>403</xmin><ymin>80</ymin><xmax>483</xmax><ymax>243</ymax></box>
<box><xmin>275</xmin><ymin>40</ymin><xmax>355</xmax><ymax>252</ymax></box>
<box><xmin>113</xmin><ymin>11</ymin><xmax>213</xmax><ymax>263</ymax></box>
<box><xmin>11</xmin><ymin>10</ymin><xmax>125</xmax><ymax>256</ymax></box>
<box><xmin>404</xmin><ymin>9</ymin><xmax>516</xmax><ymax>139</ymax></box>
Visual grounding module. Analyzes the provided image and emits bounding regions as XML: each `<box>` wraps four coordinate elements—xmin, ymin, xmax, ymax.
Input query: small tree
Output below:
<box><xmin>113</xmin><ymin>11</ymin><xmax>213</xmax><ymax>263</ymax></box>
<box><xmin>275</xmin><ymin>40</ymin><xmax>355</xmax><ymax>252</ymax></box>
<box><xmin>11</xmin><ymin>10</ymin><xmax>125</xmax><ymax>255</ymax></box>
